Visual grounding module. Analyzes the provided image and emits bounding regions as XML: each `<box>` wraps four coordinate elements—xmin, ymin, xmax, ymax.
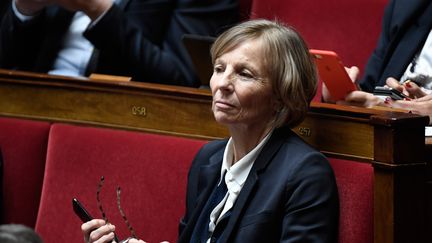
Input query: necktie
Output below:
<box><xmin>190</xmin><ymin>173</ymin><xmax>228</xmax><ymax>242</ymax></box>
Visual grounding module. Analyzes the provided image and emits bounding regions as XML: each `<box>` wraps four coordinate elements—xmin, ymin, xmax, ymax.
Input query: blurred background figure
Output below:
<box><xmin>0</xmin><ymin>0</ymin><xmax>239</xmax><ymax>87</ymax></box>
<box><xmin>328</xmin><ymin>0</ymin><xmax>432</xmax><ymax>122</ymax></box>
<box><xmin>0</xmin><ymin>224</ymin><xmax>43</xmax><ymax>243</ymax></box>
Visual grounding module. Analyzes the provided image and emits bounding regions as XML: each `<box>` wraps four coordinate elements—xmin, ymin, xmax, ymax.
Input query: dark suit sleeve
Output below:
<box><xmin>0</xmin><ymin>5</ymin><xmax>72</xmax><ymax>72</ymax></box>
<box><xmin>178</xmin><ymin>140</ymin><xmax>226</xmax><ymax>239</ymax></box>
<box><xmin>358</xmin><ymin>0</ymin><xmax>396</xmax><ymax>92</ymax></box>
<box><xmin>281</xmin><ymin>152</ymin><xmax>339</xmax><ymax>243</ymax></box>
<box><xmin>178</xmin><ymin>144</ymin><xmax>207</xmax><ymax>234</ymax></box>
<box><xmin>84</xmin><ymin>0</ymin><xmax>239</xmax><ymax>87</ymax></box>
<box><xmin>0</xmin><ymin>6</ymin><xmax>47</xmax><ymax>71</ymax></box>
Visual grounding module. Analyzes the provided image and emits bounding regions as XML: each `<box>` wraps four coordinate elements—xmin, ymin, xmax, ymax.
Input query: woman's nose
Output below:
<box><xmin>217</xmin><ymin>70</ymin><xmax>234</xmax><ymax>90</ymax></box>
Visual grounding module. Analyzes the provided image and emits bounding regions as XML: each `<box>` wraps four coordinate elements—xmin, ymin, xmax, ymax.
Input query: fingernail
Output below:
<box><xmin>384</xmin><ymin>97</ymin><xmax>394</xmax><ymax>104</ymax></box>
<box><xmin>405</xmin><ymin>82</ymin><xmax>412</xmax><ymax>88</ymax></box>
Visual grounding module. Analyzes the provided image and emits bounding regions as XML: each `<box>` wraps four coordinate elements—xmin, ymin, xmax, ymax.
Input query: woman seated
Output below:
<box><xmin>81</xmin><ymin>19</ymin><xmax>339</xmax><ymax>243</ymax></box>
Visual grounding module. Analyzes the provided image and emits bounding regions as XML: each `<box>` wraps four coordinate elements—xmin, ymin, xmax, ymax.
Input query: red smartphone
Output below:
<box><xmin>310</xmin><ymin>49</ymin><xmax>357</xmax><ymax>100</ymax></box>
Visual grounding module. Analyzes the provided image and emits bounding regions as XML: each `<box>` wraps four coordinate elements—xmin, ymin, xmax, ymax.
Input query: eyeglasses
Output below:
<box><xmin>96</xmin><ymin>176</ymin><xmax>137</xmax><ymax>239</ymax></box>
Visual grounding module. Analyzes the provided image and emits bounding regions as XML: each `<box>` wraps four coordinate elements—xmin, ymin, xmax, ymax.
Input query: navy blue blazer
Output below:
<box><xmin>359</xmin><ymin>0</ymin><xmax>432</xmax><ymax>92</ymax></box>
<box><xmin>0</xmin><ymin>0</ymin><xmax>239</xmax><ymax>87</ymax></box>
<box><xmin>178</xmin><ymin>127</ymin><xmax>339</xmax><ymax>243</ymax></box>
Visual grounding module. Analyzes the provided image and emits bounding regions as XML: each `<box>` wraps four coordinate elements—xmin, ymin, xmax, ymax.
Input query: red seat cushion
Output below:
<box><xmin>0</xmin><ymin>117</ymin><xmax>50</xmax><ymax>227</ymax></box>
<box><xmin>35</xmin><ymin>124</ymin><xmax>207</xmax><ymax>242</ymax></box>
<box><xmin>329</xmin><ymin>158</ymin><xmax>374</xmax><ymax>243</ymax></box>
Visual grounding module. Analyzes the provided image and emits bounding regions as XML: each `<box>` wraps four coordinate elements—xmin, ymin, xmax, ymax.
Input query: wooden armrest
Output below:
<box><xmin>89</xmin><ymin>73</ymin><xmax>132</xmax><ymax>82</ymax></box>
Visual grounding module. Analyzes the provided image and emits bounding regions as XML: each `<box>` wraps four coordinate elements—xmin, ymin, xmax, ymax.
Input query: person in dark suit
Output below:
<box><xmin>81</xmin><ymin>19</ymin><xmax>339</xmax><ymax>243</ymax></box>
<box><xmin>359</xmin><ymin>0</ymin><xmax>432</xmax><ymax>93</ymax></box>
<box><xmin>0</xmin><ymin>0</ymin><xmax>239</xmax><ymax>87</ymax></box>
<box><xmin>326</xmin><ymin>0</ymin><xmax>432</xmax><ymax>122</ymax></box>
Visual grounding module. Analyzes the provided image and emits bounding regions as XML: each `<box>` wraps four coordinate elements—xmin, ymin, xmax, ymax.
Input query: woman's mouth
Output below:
<box><xmin>214</xmin><ymin>100</ymin><xmax>236</xmax><ymax>109</ymax></box>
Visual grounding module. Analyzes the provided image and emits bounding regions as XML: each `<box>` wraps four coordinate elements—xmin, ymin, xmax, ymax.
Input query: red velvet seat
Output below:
<box><xmin>329</xmin><ymin>158</ymin><xmax>374</xmax><ymax>243</ymax></box>
<box><xmin>250</xmin><ymin>0</ymin><xmax>388</xmax><ymax>70</ymax></box>
<box><xmin>34</xmin><ymin>124</ymin><xmax>207</xmax><ymax>242</ymax></box>
<box><xmin>0</xmin><ymin>117</ymin><xmax>50</xmax><ymax>227</ymax></box>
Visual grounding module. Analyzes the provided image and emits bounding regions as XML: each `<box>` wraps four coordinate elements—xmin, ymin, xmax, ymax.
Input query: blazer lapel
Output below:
<box><xmin>178</xmin><ymin>149</ymin><xmax>224</xmax><ymax>243</ymax></box>
<box><xmin>117</xmin><ymin>0</ymin><xmax>131</xmax><ymax>10</ymax></box>
<box><xmin>382</xmin><ymin>1</ymin><xmax>432</xmax><ymax>81</ymax></box>
<box><xmin>85</xmin><ymin>0</ymin><xmax>131</xmax><ymax>76</ymax></box>
<box><xmin>218</xmin><ymin>127</ymin><xmax>287</xmax><ymax>242</ymax></box>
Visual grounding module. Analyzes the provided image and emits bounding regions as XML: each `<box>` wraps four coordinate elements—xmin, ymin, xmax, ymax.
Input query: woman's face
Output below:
<box><xmin>210</xmin><ymin>39</ymin><xmax>276</xmax><ymax>129</ymax></box>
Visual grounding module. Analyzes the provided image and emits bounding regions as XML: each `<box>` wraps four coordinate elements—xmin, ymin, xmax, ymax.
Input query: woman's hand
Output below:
<box><xmin>337</xmin><ymin>90</ymin><xmax>383</xmax><ymax>108</ymax></box>
<box><xmin>82</xmin><ymin>219</ymin><xmax>116</xmax><ymax>243</ymax></box>
<box><xmin>322</xmin><ymin>66</ymin><xmax>386</xmax><ymax>108</ymax></box>
<box><xmin>386</xmin><ymin>77</ymin><xmax>428</xmax><ymax>99</ymax></box>
<box><xmin>386</xmin><ymin>94</ymin><xmax>432</xmax><ymax>125</ymax></box>
<box><xmin>81</xmin><ymin>219</ymin><xmax>169</xmax><ymax>243</ymax></box>
<box><xmin>125</xmin><ymin>239</ymin><xmax>147</xmax><ymax>243</ymax></box>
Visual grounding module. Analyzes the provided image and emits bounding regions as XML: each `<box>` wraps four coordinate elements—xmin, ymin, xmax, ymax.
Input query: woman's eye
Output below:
<box><xmin>214</xmin><ymin>66</ymin><xmax>224</xmax><ymax>73</ymax></box>
<box><xmin>239</xmin><ymin>71</ymin><xmax>253</xmax><ymax>79</ymax></box>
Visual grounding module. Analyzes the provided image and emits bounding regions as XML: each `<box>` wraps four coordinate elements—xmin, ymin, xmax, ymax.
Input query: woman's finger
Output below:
<box><xmin>82</xmin><ymin>219</ymin><xmax>107</xmax><ymax>242</ymax></box>
<box><xmin>416</xmin><ymin>94</ymin><xmax>432</xmax><ymax>102</ymax></box>
<box><xmin>403</xmin><ymin>80</ymin><xmax>427</xmax><ymax>98</ymax></box>
<box><xmin>385</xmin><ymin>77</ymin><xmax>405</xmax><ymax>93</ymax></box>
<box><xmin>88</xmin><ymin>224</ymin><xmax>116</xmax><ymax>243</ymax></box>
<box><xmin>345</xmin><ymin>66</ymin><xmax>359</xmax><ymax>82</ymax></box>
<box><xmin>93</xmin><ymin>232</ymin><xmax>115</xmax><ymax>243</ymax></box>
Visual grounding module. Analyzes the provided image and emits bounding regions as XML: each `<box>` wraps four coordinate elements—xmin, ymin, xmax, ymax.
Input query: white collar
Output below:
<box><xmin>208</xmin><ymin>129</ymin><xmax>274</xmax><ymax>237</ymax></box>
<box><xmin>219</xmin><ymin>130</ymin><xmax>274</xmax><ymax>189</ymax></box>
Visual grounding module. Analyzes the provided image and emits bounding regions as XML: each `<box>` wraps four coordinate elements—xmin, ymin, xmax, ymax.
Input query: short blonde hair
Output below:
<box><xmin>211</xmin><ymin>19</ymin><xmax>317</xmax><ymax>128</ymax></box>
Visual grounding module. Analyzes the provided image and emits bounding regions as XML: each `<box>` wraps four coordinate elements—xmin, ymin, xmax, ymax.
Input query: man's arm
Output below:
<box><xmin>0</xmin><ymin>1</ymin><xmax>49</xmax><ymax>71</ymax></box>
<box><xmin>83</xmin><ymin>0</ymin><xmax>239</xmax><ymax>86</ymax></box>
<box><xmin>358</xmin><ymin>0</ymin><xmax>396</xmax><ymax>92</ymax></box>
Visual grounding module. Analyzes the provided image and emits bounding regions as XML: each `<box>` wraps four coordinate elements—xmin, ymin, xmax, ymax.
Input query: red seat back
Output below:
<box><xmin>329</xmin><ymin>158</ymin><xmax>374</xmax><ymax>243</ymax></box>
<box><xmin>35</xmin><ymin>124</ymin><xmax>206</xmax><ymax>242</ymax></box>
<box><xmin>250</xmin><ymin>0</ymin><xmax>388</xmax><ymax>69</ymax></box>
<box><xmin>0</xmin><ymin>117</ymin><xmax>50</xmax><ymax>227</ymax></box>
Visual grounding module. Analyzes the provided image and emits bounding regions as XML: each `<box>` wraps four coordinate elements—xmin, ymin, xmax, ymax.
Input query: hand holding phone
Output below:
<box><xmin>373</xmin><ymin>86</ymin><xmax>409</xmax><ymax>100</ymax></box>
<box><xmin>310</xmin><ymin>49</ymin><xmax>358</xmax><ymax>100</ymax></box>
<box><xmin>72</xmin><ymin>198</ymin><xmax>120</xmax><ymax>242</ymax></box>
